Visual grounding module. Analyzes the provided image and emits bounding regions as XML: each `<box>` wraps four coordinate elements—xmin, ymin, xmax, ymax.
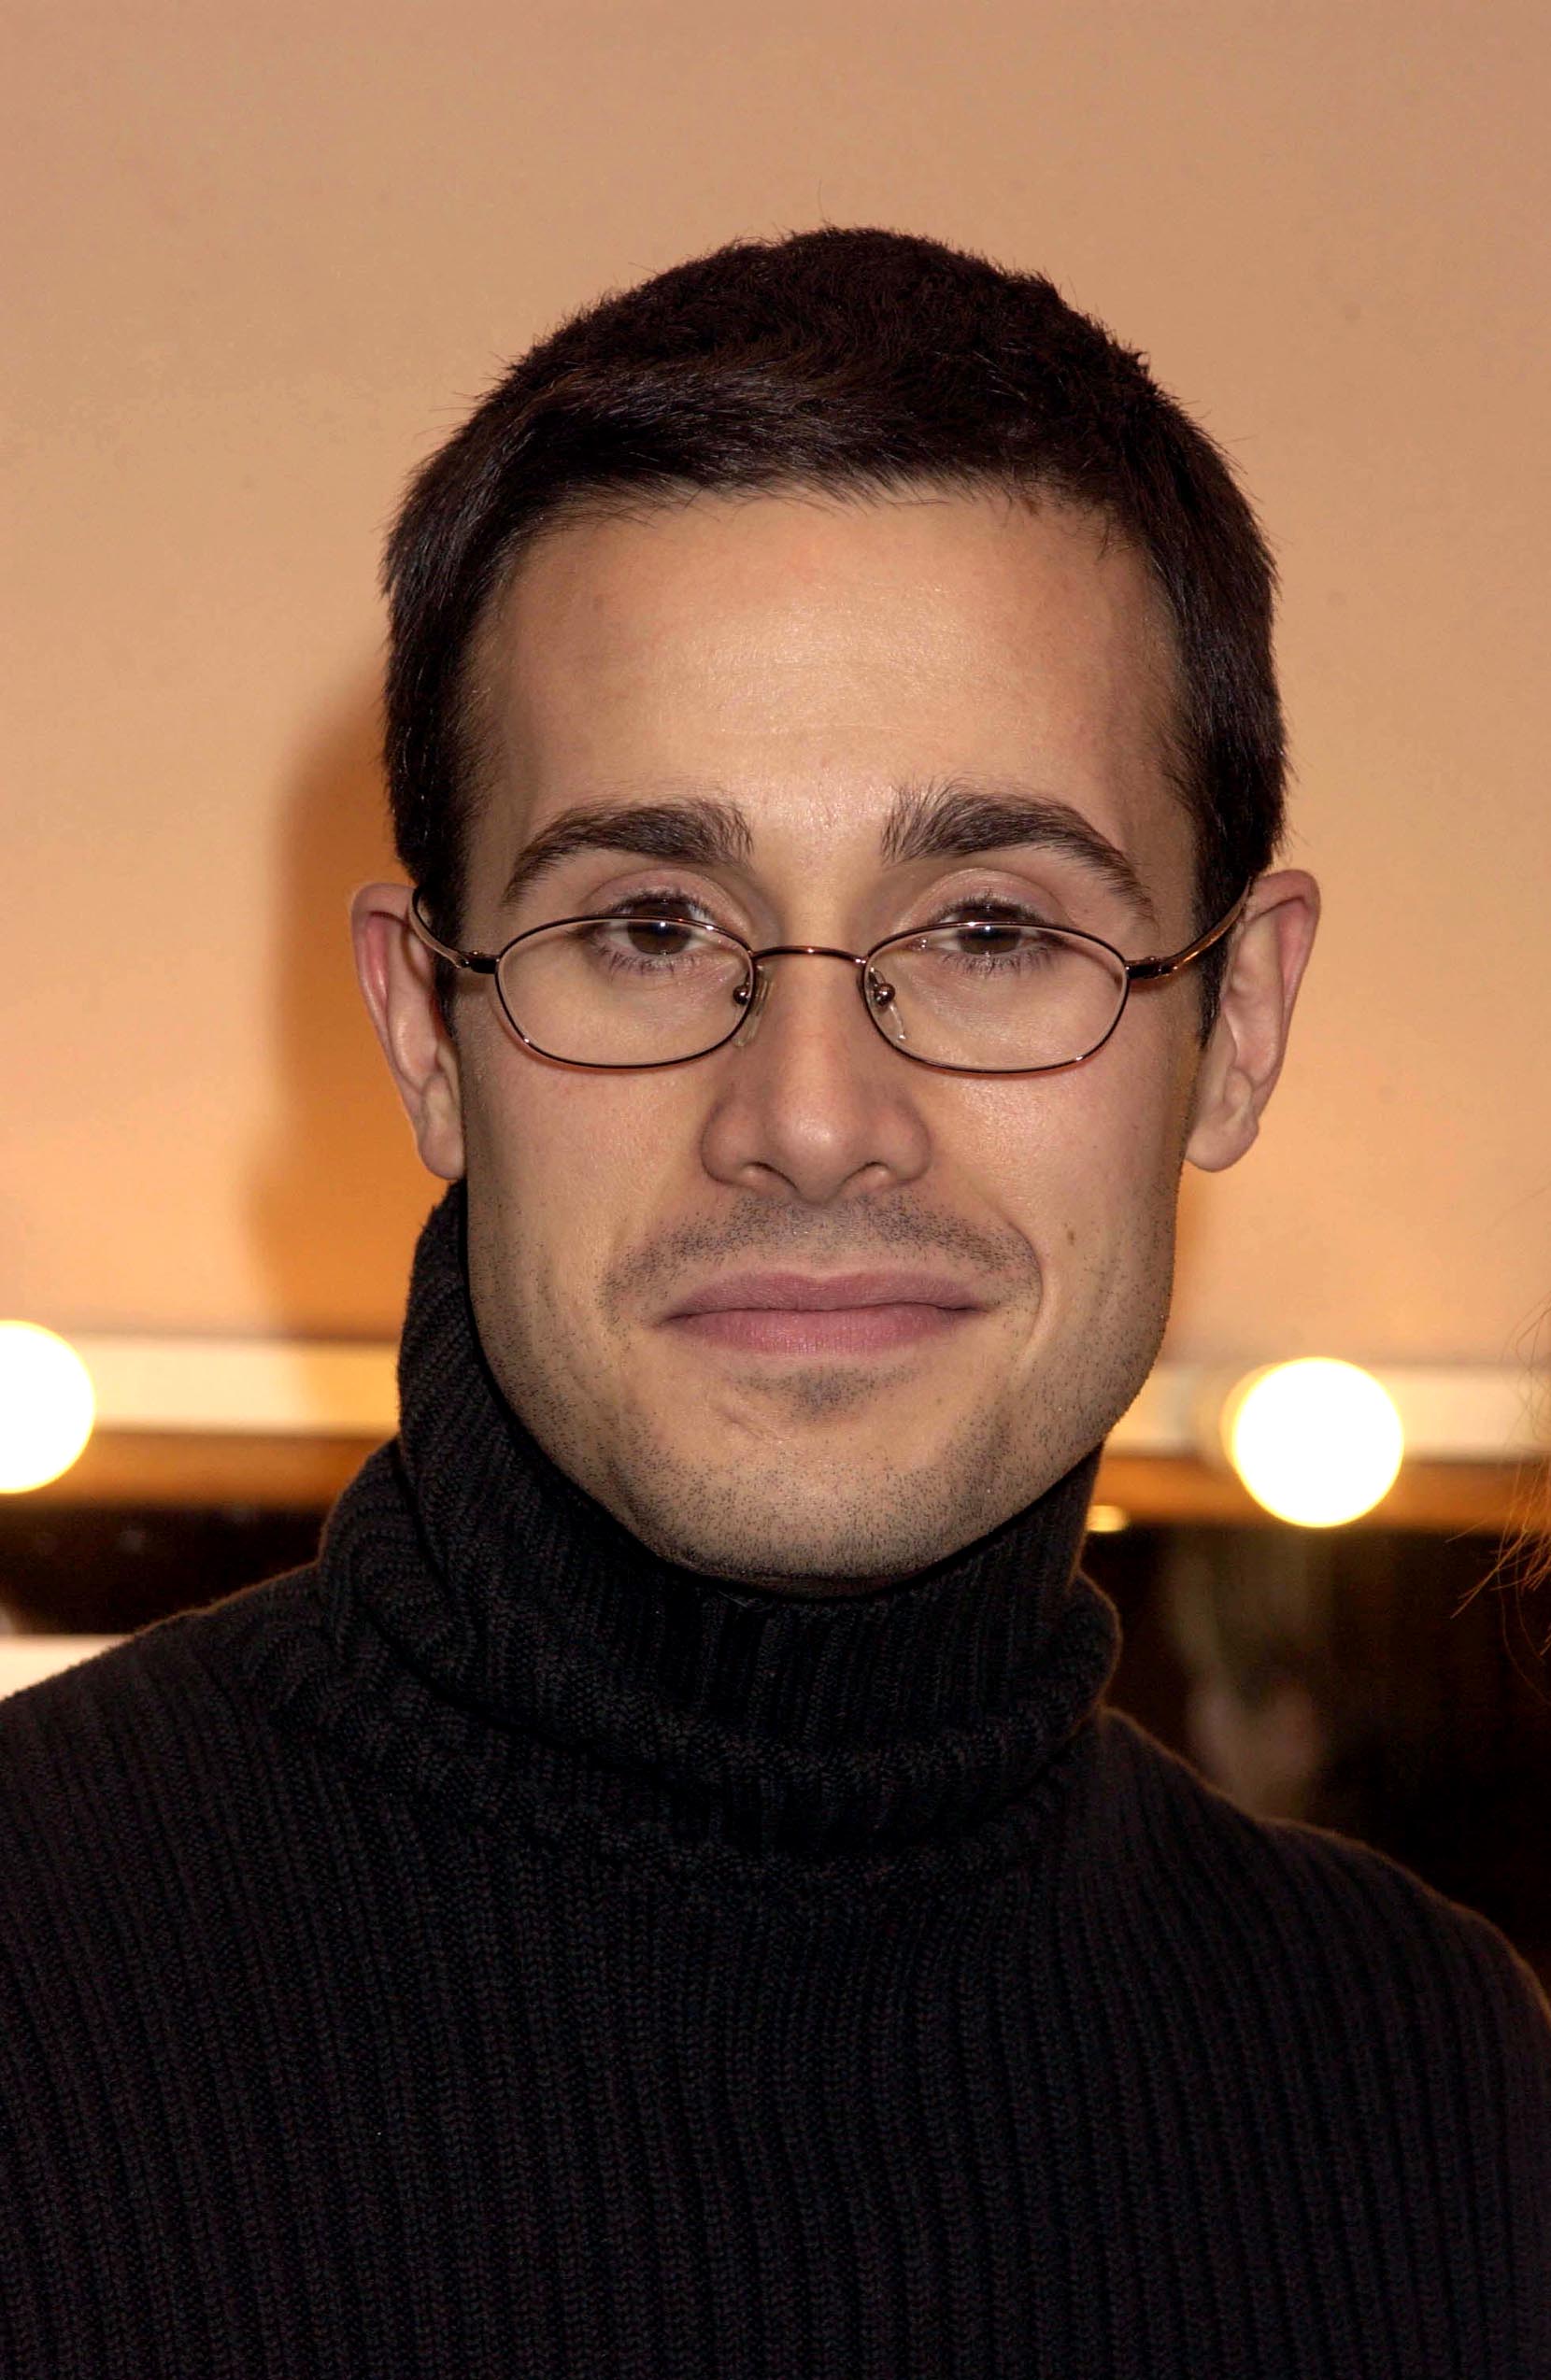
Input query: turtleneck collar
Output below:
<box><xmin>300</xmin><ymin>1186</ymin><xmax>1119</xmax><ymax>1885</ymax></box>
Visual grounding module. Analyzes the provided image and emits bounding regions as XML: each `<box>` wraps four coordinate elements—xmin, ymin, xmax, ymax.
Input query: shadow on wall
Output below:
<box><xmin>1166</xmin><ymin>1165</ymin><xmax>1212</xmax><ymax>1355</ymax></box>
<box><xmin>246</xmin><ymin>669</ymin><xmax>436</xmax><ymax>1339</ymax></box>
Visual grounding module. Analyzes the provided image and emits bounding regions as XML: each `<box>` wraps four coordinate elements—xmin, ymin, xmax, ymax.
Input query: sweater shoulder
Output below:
<box><xmin>0</xmin><ymin>1574</ymin><xmax>318</xmax><ymax>1863</ymax></box>
<box><xmin>0</xmin><ymin>1563</ymin><xmax>310</xmax><ymax>1713</ymax></box>
<box><xmin>1085</xmin><ymin>1704</ymin><xmax>1551</xmax><ymax>2059</ymax></box>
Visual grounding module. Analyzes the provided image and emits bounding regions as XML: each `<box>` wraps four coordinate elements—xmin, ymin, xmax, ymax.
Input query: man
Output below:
<box><xmin>3</xmin><ymin>229</ymin><xmax>1547</xmax><ymax>2376</ymax></box>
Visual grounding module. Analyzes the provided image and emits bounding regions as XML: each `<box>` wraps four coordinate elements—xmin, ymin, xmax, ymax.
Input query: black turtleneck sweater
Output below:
<box><xmin>3</xmin><ymin>1193</ymin><xmax>1548</xmax><ymax>2376</ymax></box>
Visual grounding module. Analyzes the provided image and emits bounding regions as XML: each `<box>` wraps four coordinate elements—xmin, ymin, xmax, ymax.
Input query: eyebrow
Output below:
<box><xmin>501</xmin><ymin>798</ymin><xmax>754</xmax><ymax>909</ymax></box>
<box><xmin>880</xmin><ymin>779</ymin><xmax>1159</xmax><ymax>927</ymax></box>
<box><xmin>498</xmin><ymin>777</ymin><xmax>1157</xmax><ymax>926</ymax></box>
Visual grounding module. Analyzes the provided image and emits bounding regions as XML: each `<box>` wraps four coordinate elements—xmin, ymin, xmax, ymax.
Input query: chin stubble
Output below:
<box><xmin>473</xmin><ymin>1185</ymin><xmax>1175</xmax><ymax>1594</ymax></box>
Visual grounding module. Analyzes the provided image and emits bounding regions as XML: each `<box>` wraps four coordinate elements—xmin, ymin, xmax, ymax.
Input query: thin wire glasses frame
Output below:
<box><xmin>406</xmin><ymin>882</ymin><xmax>1250</xmax><ymax>1077</ymax></box>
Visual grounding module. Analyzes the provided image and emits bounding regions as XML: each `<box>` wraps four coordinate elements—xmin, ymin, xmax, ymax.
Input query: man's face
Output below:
<box><xmin>362</xmin><ymin>489</ymin><xmax>1305</xmax><ymax>1590</ymax></box>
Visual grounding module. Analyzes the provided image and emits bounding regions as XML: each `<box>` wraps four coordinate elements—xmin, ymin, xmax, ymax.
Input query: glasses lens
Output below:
<box><xmin>866</xmin><ymin>922</ymin><xmax>1127</xmax><ymax>1070</ymax></box>
<box><xmin>497</xmin><ymin>915</ymin><xmax>753</xmax><ymax>1065</ymax></box>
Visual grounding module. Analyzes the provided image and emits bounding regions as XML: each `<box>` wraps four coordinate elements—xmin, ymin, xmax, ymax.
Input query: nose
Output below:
<box><xmin>698</xmin><ymin>949</ymin><xmax>932</xmax><ymax>1205</ymax></box>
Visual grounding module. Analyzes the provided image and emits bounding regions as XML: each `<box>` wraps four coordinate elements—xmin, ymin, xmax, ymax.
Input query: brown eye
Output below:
<box><xmin>620</xmin><ymin>918</ymin><xmax>695</xmax><ymax>959</ymax></box>
<box><xmin>951</xmin><ymin>921</ymin><xmax>1025</xmax><ymax>958</ymax></box>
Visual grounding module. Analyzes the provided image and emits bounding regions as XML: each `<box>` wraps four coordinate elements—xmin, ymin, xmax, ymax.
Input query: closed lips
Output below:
<box><xmin>667</xmin><ymin>1271</ymin><xmax>986</xmax><ymax>1316</ymax></box>
<box><xmin>662</xmin><ymin>1272</ymin><xmax>989</xmax><ymax>1356</ymax></box>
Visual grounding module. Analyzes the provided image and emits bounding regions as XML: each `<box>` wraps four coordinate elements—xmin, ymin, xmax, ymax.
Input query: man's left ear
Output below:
<box><xmin>1185</xmin><ymin>870</ymin><xmax>1320</xmax><ymax>1174</ymax></box>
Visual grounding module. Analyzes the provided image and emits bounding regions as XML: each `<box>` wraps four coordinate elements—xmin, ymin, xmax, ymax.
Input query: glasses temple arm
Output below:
<box><xmin>1125</xmin><ymin>883</ymin><xmax>1251</xmax><ymax>984</ymax></box>
<box><xmin>407</xmin><ymin>890</ymin><xmax>500</xmax><ymax>973</ymax></box>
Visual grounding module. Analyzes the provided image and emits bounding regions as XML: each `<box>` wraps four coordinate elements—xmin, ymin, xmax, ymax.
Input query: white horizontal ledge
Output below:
<box><xmin>1116</xmin><ymin>1362</ymin><xmax>1545</xmax><ymax>1463</ymax></box>
<box><xmin>74</xmin><ymin>1338</ymin><xmax>398</xmax><ymax>1438</ymax></box>
<box><xmin>63</xmin><ymin>1339</ymin><xmax>1549</xmax><ymax>1464</ymax></box>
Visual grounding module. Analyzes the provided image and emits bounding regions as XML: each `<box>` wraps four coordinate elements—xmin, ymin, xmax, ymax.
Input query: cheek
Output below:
<box><xmin>461</xmin><ymin>1046</ymin><xmax>695</xmax><ymax>1328</ymax></box>
<box><xmin>979</xmin><ymin>1079</ymin><xmax>1167</xmax><ymax>1199</ymax></box>
<box><xmin>966</xmin><ymin>1032</ymin><xmax>1190</xmax><ymax>1271</ymax></box>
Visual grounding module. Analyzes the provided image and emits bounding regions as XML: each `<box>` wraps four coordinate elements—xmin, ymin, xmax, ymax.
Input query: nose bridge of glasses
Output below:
<box><xmin>734</xmin><ymin>944</ymin><xmax>879</xmax><ymax>1047</ymax></box>
<box><xmin>749</xmin><ymin>943</ymin><xmax>870</xmax><ymax>968</ymax></box>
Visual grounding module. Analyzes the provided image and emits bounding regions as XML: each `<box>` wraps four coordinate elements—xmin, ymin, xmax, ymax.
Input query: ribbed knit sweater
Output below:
<box><xmin>3</xmin><ymin>1192</ymin><xmax>1549</xmax><ymax>2376</ymax></box>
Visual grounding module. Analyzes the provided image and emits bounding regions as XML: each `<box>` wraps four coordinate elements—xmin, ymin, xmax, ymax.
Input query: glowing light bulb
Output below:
<box><xmin>1221</xmin><ymin>1359</ymin><xmax>1403</xmax><ymax>1526</ymax></box>
<box><xmin>0</xmin><ymin>1323</ymin><xmax>96</xmax><ymax>1492</ymax></box>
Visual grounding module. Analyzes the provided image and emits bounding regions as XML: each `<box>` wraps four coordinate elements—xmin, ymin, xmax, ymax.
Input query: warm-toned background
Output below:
<box><xmin>6</xmin><ymin>0</ymin><xmax>1548</xmax><ymax>1374</ymax></box>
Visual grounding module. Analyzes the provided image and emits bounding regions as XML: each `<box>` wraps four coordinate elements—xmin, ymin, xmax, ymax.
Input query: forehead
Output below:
<box><xmin>469</xmin><ymin>487</ymin><xmax>1188</xmax><ymax>900</ymax></box>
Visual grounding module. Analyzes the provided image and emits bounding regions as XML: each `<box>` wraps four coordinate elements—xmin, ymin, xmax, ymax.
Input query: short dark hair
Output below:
<box><xmin>384</xmin><ymin>227</ymin><xmax>1285</xmax><ymax>994</ymax></box>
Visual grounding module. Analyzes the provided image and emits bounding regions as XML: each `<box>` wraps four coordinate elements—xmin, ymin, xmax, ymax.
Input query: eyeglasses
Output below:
<box><xmin>407</xmin><ymin>884</ymin><xmax>1248</xmax><ymax>1077</ymax></box>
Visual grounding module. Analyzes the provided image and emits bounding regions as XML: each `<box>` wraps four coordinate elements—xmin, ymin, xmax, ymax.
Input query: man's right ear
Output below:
<box><xmin>350</xmin><ymin>884</ymin><xmax>466</xmax><ymax>1183</ymax></box>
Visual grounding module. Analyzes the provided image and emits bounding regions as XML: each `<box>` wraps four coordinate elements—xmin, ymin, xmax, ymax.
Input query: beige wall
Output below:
<box><xmin>5</xmin><ymin>0</ymin><xmax>1548</xmax><ymax>1368</ymax></box>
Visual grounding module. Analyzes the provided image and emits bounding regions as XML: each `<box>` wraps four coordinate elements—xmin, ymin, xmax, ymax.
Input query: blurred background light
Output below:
<box><xmin>0</xmin><ymin>1323</ymin><xmax>96</xmax><ymax>1493</ymax></box>
<box><xmin>1087</xmin><ymin>1503</ymin><xmax>1131</xmax><ymax>1534</ymax></box>
<box><xmin>1222</xmin><ymin>1359</ymin><xmax>1405</xmax><ymax>1526</ymax></box>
